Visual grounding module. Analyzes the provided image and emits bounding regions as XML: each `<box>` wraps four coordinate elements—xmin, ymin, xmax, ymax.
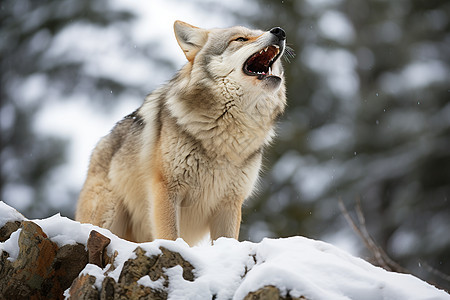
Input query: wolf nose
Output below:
<box><xmin>270</xmin><ymin>27</ymin><xmax>286</xmax><ymax>41</ymax></box>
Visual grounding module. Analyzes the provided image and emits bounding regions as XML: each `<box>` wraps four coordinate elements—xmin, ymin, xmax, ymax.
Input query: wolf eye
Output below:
<box><xmin>234</xmin><ymin>37</ymin><xmax>248</xmax><ymax>42</ymax></box>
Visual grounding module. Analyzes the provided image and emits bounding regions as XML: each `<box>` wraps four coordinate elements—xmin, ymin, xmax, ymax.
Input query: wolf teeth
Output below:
<box><xmin>258</xmin><ymin>46</ymin><xmax>280</xmax><ymax>56</ymax></box>
<box><xmin>259</xmin><ymin>47</ymin><xmax>270</xmax><ymax>54</ymax></box>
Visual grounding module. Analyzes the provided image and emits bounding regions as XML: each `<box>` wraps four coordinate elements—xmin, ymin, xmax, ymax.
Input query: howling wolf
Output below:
<box><xmin>76</xmin><ymin>21</ymin><xmax>287</xmax><ymax>245</ymax></box>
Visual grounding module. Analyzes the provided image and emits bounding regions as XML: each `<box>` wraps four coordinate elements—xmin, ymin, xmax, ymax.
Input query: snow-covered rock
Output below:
<box><xmin>0</xmin><ymin>201</ymin><xmax>448</xmax><ymax>299</ymax></box>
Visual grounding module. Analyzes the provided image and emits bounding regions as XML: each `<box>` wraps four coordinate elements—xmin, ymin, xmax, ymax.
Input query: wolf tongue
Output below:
<box><xmin>248</xmin><ymin>53</ymin><xmax>270</xmax><ymax>73</ymax></box>
<box><xmin>245</xmin><ymin>45</ymin><xmax>279</xmax><ymax>76</ymax></box>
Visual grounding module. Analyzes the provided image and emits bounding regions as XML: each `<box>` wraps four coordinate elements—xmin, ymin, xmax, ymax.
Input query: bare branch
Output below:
<box><xmin>421</xmin><ymin>261</ymin><xmax>450</xmax><ymax>283</ymax></box>
<box><xmin>338</xmin><ymin>198</ymin><xmax>376</xmax><ymax>261</ymax></box>
<box><xmin>339</xmin><ymin>197</ymin><xmax>450</xmax><ymax>292</ymax></box>
<box><xmin>338</xmin><ymin>198</ymin><xmax>407</xmax><ymax>272</ymax></box>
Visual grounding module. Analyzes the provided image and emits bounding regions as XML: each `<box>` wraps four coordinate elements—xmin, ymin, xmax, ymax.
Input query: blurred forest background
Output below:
<box><xmin>1</xmin><ymin>0</ymin><xmax>449</xmax><ymax>290</ymax></box>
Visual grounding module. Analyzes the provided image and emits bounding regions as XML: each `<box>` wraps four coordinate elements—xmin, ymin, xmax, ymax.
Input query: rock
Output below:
<box><xmin>2</xmin><ymin>204</ymin><xmax>446</xmax><ymax>300</ymax></box>
<box><xmin>150</xmin><ymin>246</ymin><xmax>195</xmax><ymax>282</ymax></box>
<box><xmin>244</xmin><ymin>285</ymin><xmax>308</xmax><ymax>300</ymax></box>
<box><xmin>87</xmin><ymin>230</ymin><xmax>111</xmax><ymax>268</ymax></box>
<box><xmin>0</xmin><ymin>221</ymin><xmax>88</xmax><ymax>299</ymax></box>
<box><xmin>0</xmin><ymin>221</ymin><xmax>21</xmax><ymax>242</ymax></box>
<box><xmin>53</xmin><ymin>243</ymin><xmax>89</xmax><ymax>290</ymax></box>
<box><xmin>0</xmin><ymin>219</ymin><xmax>326</xmax><ymax>300</ymax></box>
<box><xmin>118</xmin><ymin>246</ymin><xmax>159</xmax><ymax>286</ymax></box>
<box><xmin>68</xmin><ymin>245</ymin><xmax>195</xmax><ymax>299</ymax></box>
<box><xmin>100</xmin><ymin>276</ymin><xmax>116</xmax><ymax>300</ymax></box>
<box><xmin>69</xmin><ymin>274</ymin><xmax>100</xmax><ymax>300</ymax></box>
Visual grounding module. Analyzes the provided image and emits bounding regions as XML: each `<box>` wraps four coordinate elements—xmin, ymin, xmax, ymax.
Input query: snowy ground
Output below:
<box><xmin>1</xmin><ymin>202</ymin><xmax>448</xmax><ymax>300</ymax></box>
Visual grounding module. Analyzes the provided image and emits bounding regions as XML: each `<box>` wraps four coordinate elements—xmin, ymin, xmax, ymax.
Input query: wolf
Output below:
<box><xmin>76</xmin><ymin>20</ymin><xmax>287</xmax><ymax>246</ymax></box>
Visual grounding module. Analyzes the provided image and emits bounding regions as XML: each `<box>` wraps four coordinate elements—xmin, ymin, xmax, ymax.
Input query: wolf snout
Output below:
<box><xmin>270</xmin><ymin>27</ymin><xmax>286</xmax><ymax>41</ymax></box>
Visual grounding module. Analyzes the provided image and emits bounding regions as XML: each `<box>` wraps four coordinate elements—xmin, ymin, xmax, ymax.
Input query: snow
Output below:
<box><xmin>308</xmin><ymin>123</ymin><xmax>353</xmax><ymax>151</ymax></box>
<box><xmin>34</xmin><ymin>95</ymin><xmax>140</xmax><ymax>203</ymax></box>
<box><xmin>0</xmin><ymin>202</ymin><xmax>448</xmax><ymax>300</ymax></box>
<box><xmin>80</xmin><ymin>264</ymin><xmax>105</xmax><ymax>290</ymax></box>
<box><xmin>379</xmin><ymin>60</ymin><xmax>448</xmax><ymax>95</ymax></box>
<box><xmin>271</xmin><ymin>154</ymin><xmax>344</xmax><ymax>202</ymax></box>
<box><xmin>0</xmin><ymin>201</ymin><xmax>25</xmax><ymax>227</ymax></box>
<box><xmin>1</xmin><ymin>229</ymin><xmax>21</xmax><ymax>262</ymax></box>
<box><xmin>318</xmin><ymin>10</ymin><xmax>355</xmax><ymax>44</ymax></box>
<box><xmin>137</xmin><ymin>276</ymin><xmax>165</xmax><ymax>291</ymax></box>
<box><xmin>301</xmin><ymin>46</ymin><xmax>359</xmax><ymax>99</ymax></box>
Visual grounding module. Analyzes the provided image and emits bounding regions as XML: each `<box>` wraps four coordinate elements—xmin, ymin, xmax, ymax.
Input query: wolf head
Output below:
<box><xmin>168</xmin><ymin>21</ymin><xmax>287</xmax><ymax>159</ymax></box>
<box><xmin>174</xmin><ymin>20</ymin><xmax>286</xmax><ymax>92</ymax></box>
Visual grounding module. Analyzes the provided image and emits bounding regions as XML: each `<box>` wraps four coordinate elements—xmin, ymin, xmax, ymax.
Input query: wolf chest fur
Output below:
<box><xmin>76</xmin><ymin>21</ymin><xmax>287</xmax><ymax>245</ymax></box>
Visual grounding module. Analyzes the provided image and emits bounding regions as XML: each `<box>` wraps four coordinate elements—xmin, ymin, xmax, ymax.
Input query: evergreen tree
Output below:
<box><xmin>1</xmin><ymin>0</ymin><xmax>138</xmax><ymax>217</ymax></box>
<box><xmin>239</xmin><ymin>0</ymin><xmax>449</xmax><ymax>289</ymax></box>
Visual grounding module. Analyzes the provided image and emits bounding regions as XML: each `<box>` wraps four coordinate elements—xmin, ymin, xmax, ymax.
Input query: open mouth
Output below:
<box><xmin>243</xmin><ymin>45</ymin><xmax>281</xmax><ymax>80</ymax></box>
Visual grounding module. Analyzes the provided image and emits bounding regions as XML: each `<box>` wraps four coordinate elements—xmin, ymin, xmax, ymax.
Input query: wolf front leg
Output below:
<box><xmin>151</xmin><ymin>178</ymin><xmax>179</xmax><ymax>241</ymax></box>
<box><xmin>209</xmin><ymin>199</ymin><xmax>243</xmax><ymax>241</ymax></box>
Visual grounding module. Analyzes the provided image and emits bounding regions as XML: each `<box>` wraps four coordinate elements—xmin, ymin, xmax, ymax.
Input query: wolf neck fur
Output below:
<box><xmin>162</xmin><ymin>68</ymin><xmax>277</xmax><ymax>163</ymax></box>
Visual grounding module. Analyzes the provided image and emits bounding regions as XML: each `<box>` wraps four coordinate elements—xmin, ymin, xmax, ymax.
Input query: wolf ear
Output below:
<box><xmin>174</xmin><ymin>20</ymin><xmax>209</xmax><ymax>62</ymax></box>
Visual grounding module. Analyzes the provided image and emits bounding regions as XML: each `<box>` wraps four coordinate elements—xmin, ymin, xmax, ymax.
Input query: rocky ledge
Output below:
<box><xmin>0</xmin><ymin>202</ymin><xmax>448</xmax><ymax>300</ymax></box>
<box><xmin>0</xmin><ymin>219</ymin><xmax>298</xmax><ymax>300</ymax></box>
